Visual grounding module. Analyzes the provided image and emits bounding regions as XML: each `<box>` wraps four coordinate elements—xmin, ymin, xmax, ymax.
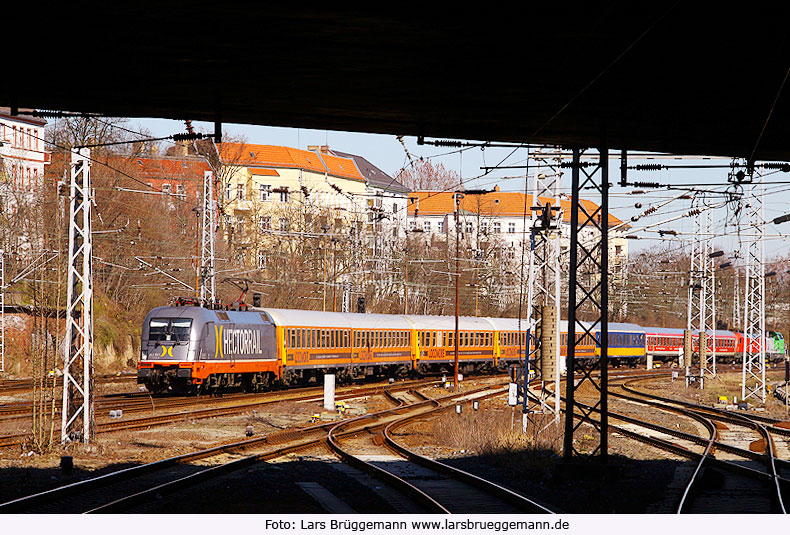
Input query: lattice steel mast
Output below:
<box><xmin>742</xmin><ymin>166</ymin><xmax>766</xmax><ymax>402</ymax></box>
<box><xmin>200</xmin><ymin>170</ymin><xmax>216</xmax><ymax>306</ymax></box>
<box><xmin>686</xmin><ymin>194</ymin><xmax>717</xmax><ymax>379</ymax></box>
<box><xmin>524</xmin><ymin>148</ymin><xmax>563</xmax><ymax>420</ymax></box>
<box><xmin>563</xmin><ymin>145</ymin><xmax>609</xmax><ymax>462</ymax></box>
<box><xmin>61</xmin><ymin>148</ymin><xmax>94</xmax><ymax>443</ymax></box>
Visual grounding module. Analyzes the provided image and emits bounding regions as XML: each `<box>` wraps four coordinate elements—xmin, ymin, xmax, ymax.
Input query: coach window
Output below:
<box><xmin>290</xmin><ymin>329</ymin><xmax>296</xmax><ymax>349</ymax></box>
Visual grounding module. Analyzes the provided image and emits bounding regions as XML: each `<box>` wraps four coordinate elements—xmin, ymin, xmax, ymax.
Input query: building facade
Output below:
<box><xmin>406</xmin><ymin>187</ymin><xmax>629</xmax><ymax>263</ymax></box>
<box><xmin>0</xmin><ymin>108</ymin><xmax>49</xmax><ymax>195</ymax></box>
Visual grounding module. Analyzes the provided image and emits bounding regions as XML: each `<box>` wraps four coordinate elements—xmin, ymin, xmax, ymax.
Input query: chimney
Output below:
<box><xmin>175</xmin><ymin>140</ymin><xmax>188</xmax><ymax>157</ymax></box>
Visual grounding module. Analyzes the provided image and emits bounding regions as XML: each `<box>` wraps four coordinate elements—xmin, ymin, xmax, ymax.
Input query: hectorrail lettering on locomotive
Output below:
<box><xmin>221</xmin><ymin>327</ymin><xmax>261</xmax><ymax>357</ymax></box>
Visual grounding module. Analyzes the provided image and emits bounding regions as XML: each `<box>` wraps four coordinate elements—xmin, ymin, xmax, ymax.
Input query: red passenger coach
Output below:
<box><xmin>645</xmin><ymin>327</ymin><xmax>737</xmax><ymax>361</ymax></box>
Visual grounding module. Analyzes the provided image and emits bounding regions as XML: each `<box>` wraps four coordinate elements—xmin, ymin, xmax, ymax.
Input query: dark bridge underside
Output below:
<box><xmin>8</xmin><ymin>5</ymin><xmax>790</xmax><ymax>160</ymax></box>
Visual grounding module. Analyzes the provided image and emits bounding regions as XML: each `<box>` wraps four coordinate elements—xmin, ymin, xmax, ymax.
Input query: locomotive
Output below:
<box><xmin>137</xmin><ymin>302</ymin><xmax>646</xmax><ymax>394</ymax></box>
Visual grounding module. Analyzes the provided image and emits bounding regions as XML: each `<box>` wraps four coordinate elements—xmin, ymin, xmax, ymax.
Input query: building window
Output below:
<box><xmin>409</xmin><ymin>220</ymin><xmax>416</xmax><ymax>231</ymax></box>
<box><xmin>438</xmin><ymin>221</ymin><xmax>445</xmax><ymax>233</ymax></box>
<box><xmin>465</xmin><ymin>221</ymin><xmax>473</xmax><ymax>233</ymax></box>
<box><xmin>176</xmin><ymin>184</ymin><xmax>186</xmax><ymax>197</ymax></box>
<box><xmin>226</xmin><ymin>182</ymin><xmax>233</xmax><ymax>200</ymax></box>
<box><xmin>279</xmin><ymin>187</ymin><xmax>289</xmax><ymax>202</ymax></box>
<box><xmin>259</xmin><ymin>184</ymin><xmax>271</xmax><ymax>201</ymax></box>
<box><xmin>481</xmin><ymin>222</ymin><xmax>488</xmax><ymax>234</ymax></box>
<box><xmin>161</xmin><ymin>183</ymin><xmax>171</xmax><ymax>194</ymax></box>
<box><xmin>279</xmin><ymin>217</ymin><xmax>289</xmax><ymax>231</ymax></box>
<box><xmin>257</xmin><ymin>250</ymin><xmax>267</xmax><ymax>269</ymax></box>
<box><xmin>237</xmin><ymin>184</ymin><xmax>244</xmax><ymax>200</ymax></box>
<box><xmin>508</xmin><ymin>222</ymin><xmax>516</xmax><ymax>233</ymax></box>
<box><xmin>493</xmin><ymin>222</ymin><xmax>501</xmax><ymax>233</ymax></box>
<box><xmin>423</xmin><ymin>221</ymin><xmax>431</xmax><ymax>232</ymax></box>
<box><xmin>259</xmin><ymin>216</ymin><xmax>271</xmax><ymax>231</ymax></box>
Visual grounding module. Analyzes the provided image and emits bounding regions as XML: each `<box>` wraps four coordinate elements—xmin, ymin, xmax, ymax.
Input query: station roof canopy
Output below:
<box><xmin>8</xmin><ymin>5</ymin><xmax>790</xmax><ymax>161</ymax></box>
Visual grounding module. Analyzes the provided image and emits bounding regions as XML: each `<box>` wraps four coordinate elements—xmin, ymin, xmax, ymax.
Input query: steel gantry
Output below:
<box><xmin>742</xmin><ymin>166</ymin><xmax>767</xmax><ymax>402</ymax></box>
<box><xmin>200</xmin><ymin>170</ymin><xmax>216</xmax><ymax>306</ymax></box>
<box><xmin>523</xmin><ymin>148</ymin><xmax>563</xmax><ymax>422</ymax></box>
<box><xmin>686</xmin><ymin>194</ymin><xmax>717</xmax><ymax>380</ymax></box>
<box><xmin>61</xmin><ymin>148</ymin><xmax>94</xmax><ymax>444</ymax></box>
<box><xmin>563</xmin><ymin>146</ymin><xmax>609</xmax><ymax>462</ymax></box>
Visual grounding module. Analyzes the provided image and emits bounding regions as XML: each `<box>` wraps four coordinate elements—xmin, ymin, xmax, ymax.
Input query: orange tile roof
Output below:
<box><xmin>219</xmin><ymin>142</ymin><xmax>364</xmax><ymax>182</ymax></box>
<box><xmin>315</xmin><ymin>151</ymin><xmax>365</xmax><ymax>182</ymax></box>
<box><xmin>406</xmin><ymin>191</ymin><xmax>625</xmax><ymax>228</ymax></box>
<box><xmin>249</xmin><ymin>168</ymin><xmax>280</xmax><ymax>177</ymax></box>
<box><xmin>119</xmin><ymin>155</ymin><xmax>210</xmax><ymax>180</ymax></box>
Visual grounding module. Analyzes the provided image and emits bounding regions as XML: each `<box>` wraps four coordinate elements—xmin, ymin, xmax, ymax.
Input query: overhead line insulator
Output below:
<box><xmin>632</xmin><ymin>164</ymin><xmax>665</xmax><ymax>171</ymax></box>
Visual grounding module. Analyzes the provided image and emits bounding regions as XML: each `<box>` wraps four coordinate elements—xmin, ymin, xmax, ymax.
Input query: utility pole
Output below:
<box><xmin>453</xmin><ymin>192</ymin><xmax>463</xmax><ymax>389</ymax></box>
<box><xmin>0</xmin><ymin>251</ymin><xmax>4</xmax><ymax>374</ymax></box>
<box><xmin>61</xmin><ymin>148</ymin><xmax>94</xmax><ymax>444</ymax></box>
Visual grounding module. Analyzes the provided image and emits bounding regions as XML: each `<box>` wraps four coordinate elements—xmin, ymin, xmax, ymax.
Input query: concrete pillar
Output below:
<box><xmin>323</xmin><ymin>374</ymin><xmax>335</xmax><ymax>411</ymax></box>
<box><xmin>646</xmin><ymin>354</ymin><xmax>653</xmax><ymax>370</ymax></box>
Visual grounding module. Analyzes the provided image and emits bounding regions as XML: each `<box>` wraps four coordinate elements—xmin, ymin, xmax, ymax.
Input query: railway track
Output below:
<box><xmin>613</xmin><ymin>377</ymin><xmax>789</xmax><ymax>513</ymax></box>
<box><xmin>534</xmin><ymin>372</ymin><xmax>789</xmax><ymax>513</ymax></box>
<box><xmin>0</xmin><ymin>374</ymin><xmax>137</xmax><ymax>396</ymax></box>
<box><xmin>0</xmin><ymin>381</ymin><xmax>548</xmax><ymax>514</ymax></box>
<box><xmin>362</xmin><ymin>389</ymin><xmax>552</xmax><ymax>513</ymax></box>
<box><xmin>0</xmin><ymin>377</ymin><xmax>446</xmax><ymax>450</ymax></box>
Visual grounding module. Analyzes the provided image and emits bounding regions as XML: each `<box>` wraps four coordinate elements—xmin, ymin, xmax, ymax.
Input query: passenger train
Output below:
<box><xmin>136</xmin><ymin>300</ymin><xmax>783</xmax><ymax>394</ymax></box>
<box><xmin>137</xmin><ymin>302</ymin><xmax>645</xmax><ymax>394</ymax></box>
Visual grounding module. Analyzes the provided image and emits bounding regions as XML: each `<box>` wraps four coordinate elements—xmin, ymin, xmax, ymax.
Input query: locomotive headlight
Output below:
<box><xmin>141</xmin><ymin>349</ymin><xmax>148</xmax><ymax>360</ymax></box>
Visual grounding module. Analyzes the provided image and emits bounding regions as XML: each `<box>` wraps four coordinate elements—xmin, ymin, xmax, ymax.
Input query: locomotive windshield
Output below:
<box><xmin>149</xmin><ymin>318</ymin><xmax>192</xmax><ymax>342</ymax></box>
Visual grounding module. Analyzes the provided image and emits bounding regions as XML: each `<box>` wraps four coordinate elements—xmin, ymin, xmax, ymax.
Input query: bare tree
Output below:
<box><xmin>396</xmin><ymin>159</ymin><xmax>461</xmax><ymax>191</ymax></box>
